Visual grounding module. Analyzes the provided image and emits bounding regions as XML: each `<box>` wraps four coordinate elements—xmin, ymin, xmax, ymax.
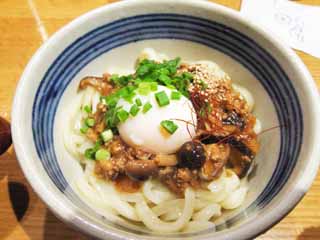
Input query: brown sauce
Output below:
<box><xmin>114</xmin><ymin>175</ymin><xmax>142</xmax><ymax>193</ymax></box>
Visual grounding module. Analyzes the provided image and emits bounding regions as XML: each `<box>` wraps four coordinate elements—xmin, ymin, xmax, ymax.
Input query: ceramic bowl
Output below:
<box><xmin>12</xmin><ymin>0</ymin><xmax>320</xmax><ymax>239</ymax></box>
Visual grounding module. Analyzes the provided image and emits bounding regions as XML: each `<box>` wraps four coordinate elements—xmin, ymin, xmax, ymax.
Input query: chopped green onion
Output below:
<box><xmin>100</xmin><ymin>129</ymin><xmax>113</xmax><ymax>142</ymax></box>
<box><xmin>135</xmin><ymin>98</ymin><xmax>142</xmax><ymax>106</ymax></box>
<box><xmin>159</xmin><ymin>74</ymin><xmax>172</xmax><ymax>86</ymax></box>
<box><xmin>117</xmin><ymin>86</ymin><xmax>137</xmax><ymax>103</ymax></box>
<box><xmin>150</xmin><ymin>82</ymin><xmax>158</xmax><ymax>91</ymax></box>
<box><xmin>117</xmin><ymin>109</ymin><xmax>129</xmax><ymax>122</ymax></box>
<box><xmin>171</xmin><ymin>91</ymin><xmax>181</xmax><ymax>100</ymax></box>
<box><xmin>93</xmin><ymin>139</ymin><xmax>103</xmax><ymax>151</ymax></box>
<box><xmin>160</xmin><ymin>120</ymin><xmax>178</xmax><ymax>134</ymax></box>
<box><xmin>143</xmin><ymin>102</ymin><xmax>152</xmax><ymax>113</ymax></box>
<box><xmin>167</xmin><ymin>85</ymin><xmax>176</xmax><ymax>90</ymax></box>
<box><xmin>85</xmin><ymin>118</ymin><xmax>95</xmax><ymax>127</ymax></box>
<box><xmin>95</xmin><ymin>149</ymin><xmax>111</xmax><ymax>161</ymax></box>
<box><xmin>182</xmin><ymin>72</ymin><xmax>193</xmax><ymax>80</ymax></box>
<box><xmin>110</xmin><ymin>74</ymin><xmax>133</xmax><ymax>87</ymax></box>
<box><xmin>136</xmin><ymin>64</ymin><xmax>151</xmax><ymax>76</ymax></box>
<box><xmin>84</xmin><ymin>148</ymin><xmax>96</xmax><ymax>160</ymax></box>
<box><xmin>104</xmin><ymin>94</ymin><xmax>118</xmax><ymax>107</ymax></box>
<box><xmin>137</xmin><ymin>82</ymin><xmax>151</xmax><ymax>95</ymax></box>
<box><xmin>83</xmin><ymin>105</ymin><xmax>92</xmax><ymax>113</ymax></box>
<box><xmin>155</xmin><ymin>91</ymin><xmax>170</xmax><ymax>107</ymax></box>
<box><xmin>130</xmin><ymin>104</ymin><xmax>140</xmax><ymax>116</ymax></box>
<box><xmin>80</xmin><ymin>125</ymin><xmax>89</xmax><ymax>134</ymax></box>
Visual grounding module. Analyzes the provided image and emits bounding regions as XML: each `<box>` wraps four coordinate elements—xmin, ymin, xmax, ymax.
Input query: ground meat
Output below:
<box><xmin>108</xmin><ymin>136</ymin><xmax>126</xmax><ymax>156</ymax></box>
<box><xmin>95</xmin><ymin>137</ymin><xmax>155</xmax><ymax>182</ymax></box>
<box><xmin>95</xmin><ymin>152</ymin><xmax>129</xmax><ymax>180</ymax></box>
<box><xmin>200</xmin><ymin>144</ymin><xmax>230</xmax><ymax>181</ymax></box>
<box><xmin>158</xmin><ymin>167</ymin><xmax>200</xmax><ymax>196</ymax></box>
<box><xmin>85</xmin><ymin>128</ymin><xmax>99</xmax><ymax>142</ymax></box>
<box><xmin>126</xmin><ymin>147</ymin><xmax>154</xmax><ymax>161</ymax></box>
<box><xmin>95</xmin><ymin>159</ymin><xmax>119</xmax><ymax>180</ymax></box>
<box><xmin>228</xmin><ymin>147</ymin><xmax>253</xmax><ymax>178</ymax></box>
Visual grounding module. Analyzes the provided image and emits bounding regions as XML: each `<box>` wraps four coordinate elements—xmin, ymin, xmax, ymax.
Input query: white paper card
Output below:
<box><xmin>241</xmin><ymin>0</ymin><xmax>320</xmax><ymax>58</ymax></box>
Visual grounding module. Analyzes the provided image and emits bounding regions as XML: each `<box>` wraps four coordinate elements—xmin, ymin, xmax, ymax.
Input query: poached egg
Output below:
<box><xmin>117</xmin><ymin>85</ymin><xmax>197</xmax><ymax>154</ymax></box>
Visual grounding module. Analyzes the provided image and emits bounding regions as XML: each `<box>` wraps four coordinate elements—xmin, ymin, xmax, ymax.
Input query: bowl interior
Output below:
<box><xmin>55</xmin><ymin>39</ymin><xmax>280</xmax><ymax>227</ymax></box>
<box><xmin>13</xmin><ymin>1</ymin><xmax>314</xmax><ymax>239</ymax></box>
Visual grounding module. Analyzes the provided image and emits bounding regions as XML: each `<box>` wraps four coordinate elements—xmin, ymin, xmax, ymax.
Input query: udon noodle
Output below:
<box><xmin>64</xmin><ymin>49</ymin><xmax>260</xmax><ymax>233</ymax></box>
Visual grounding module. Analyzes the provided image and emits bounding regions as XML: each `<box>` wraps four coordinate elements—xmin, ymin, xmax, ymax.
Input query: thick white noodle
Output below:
<box><xmin>152</xmin><ymin>199</ymin><xmax>184</xmax><ymax>216</ymax></box>
<box><xmin>221</xmin><ymin>185</ymin><xmax>248</xmax><ymax>210</ymax></box>
<box><xmin>143</xmin><ymin>179</ymin><xmax>175</xmax><ymax>204</ymax></box>
<box><xmin>224</xmin><ymin>170</ymin><xmax>241</xmax><ymax>193</ymax></box>
<box><xmin>88</xmin><ymin>173</ymin><xmax>141</xmax><ymax>221</ymax></box>
<box><xmin>161</xmin><ymin>207</ymin><xmax>183</xmax><ymax>221</ymax></box>
<box><xmin>182</xmin><ymin>221</ymin><xmax>215</xmax><ymax>233</ymax></box>
<box><xmin>254</xmin><ymin>118</ymin><xmax>262</xmax><ymax>134</ymax></box>
<box><xmin>193</xmin><ymin>203</ymin><xmax>221</xmax><ymax>221</ymax></box>
<box><xmin>119</xmin><ymin>192</ymin><xmax>144</xmax><ymax>203</ymax></box>
<box><xmin>81</xmin><ymin>86</ymin><xmax>95</xmax><ymax>107</ymax></box>
<box><xmin>136</xmin><ymin>188</ymin><xmax>195</xmax><ymax>233</ymax></box>
<box><xmin>63</xmin><ymin>92</ymin><xmax>86</xmax><ymax>159</ymax></box>
<box><xmin>92</xmin><ymin>91</ymin><xmax>101</xmax><ymax>113</ymax></box>
<box><xmin>194</xmin><ymin>199</ymin><xmax>212</xmax><ymax>211</ymax></box>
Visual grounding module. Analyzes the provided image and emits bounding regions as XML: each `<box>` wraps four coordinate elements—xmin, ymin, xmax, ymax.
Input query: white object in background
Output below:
<box><xmin>241</xmin><ymin>0</ymin><xmax>320</xmax><ymax>59</ymax></box>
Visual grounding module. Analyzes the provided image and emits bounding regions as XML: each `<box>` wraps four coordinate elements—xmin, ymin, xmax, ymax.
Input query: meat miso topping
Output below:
<box><xmin>79</xmin><ymin>60</ymin><xmax>259</xmax><ymax>196</ymax></box>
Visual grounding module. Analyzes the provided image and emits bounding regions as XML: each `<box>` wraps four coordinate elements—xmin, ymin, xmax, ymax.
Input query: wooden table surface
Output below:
<box><xmin>0</xmin><ymin>0</ymin><xmax>319</xmax><ymax>239</ymax></box>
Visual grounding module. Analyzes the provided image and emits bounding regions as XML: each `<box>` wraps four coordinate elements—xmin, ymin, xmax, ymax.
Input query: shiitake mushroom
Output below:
<box><xmin>177</xmin><ymin>141</ymin><xmax>206</xmax><ymax>169</ymax></box>
<box><xmin>200</xmin><ymin>135</ymin><xmax>255</xmax><ymax>160</ymax></box>
<box><xmin>124</xmin><ymin>160</ymin><xmax>158</xmax><ymax>181</ymax></box>
<box><xmin>0</xmin><ymin>117</ymin><xmax>11</xmax><ymax>155</ymax></box>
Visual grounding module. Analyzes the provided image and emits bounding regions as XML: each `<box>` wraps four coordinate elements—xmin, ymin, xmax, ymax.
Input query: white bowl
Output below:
<box><xmin>12</xmin><ymin>0</ymin><xmax>320</xmax><ymax>239</ymax></box>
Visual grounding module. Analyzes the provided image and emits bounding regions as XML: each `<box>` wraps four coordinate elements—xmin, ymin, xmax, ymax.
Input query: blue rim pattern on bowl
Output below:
<box><xmin>32</xmin><ymin>14</ymin><xmax>303</xmax><ymax>234</ymax></box>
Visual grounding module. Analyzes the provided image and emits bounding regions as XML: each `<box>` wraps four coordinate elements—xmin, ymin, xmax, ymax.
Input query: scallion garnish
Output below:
<box><xmin>130</xmin><ymin>104</ymin><xmax>140</xmax><ymax>116</ymax></box>
<box><xmin>135</xmin><ymin>98</ymin><xmax>142</xmax><ymax>106</ymax></box>
<box><xmin>150</xmin><ymin>82</ymin><xmax>158</xmax><ymax>91</ymax></box>
<box><xmin>84</xmin><ymin>148</ymin><xmax>96</xmax><ymax>160</ymax></box>
<box><xmin>155</xmin><ymin>91</ymin><xmax>170</xmax><ymax>107</ymax></box>
<box><xmin>117</xmin><ymin>109</ymin><xmax>129</xmax><ymax>122</ymax></box>
<box><xmin>159</xmin><ymin>74</ymin><xmax>172</xmax><ymax>86</ymax></box>
<box><xmin>95</xmin><ymin>149</ymin><xmax>111</xmax><ymax>161</ymax></box>
<box><xmin>171</xmin><ymin>91</ymin><xmax>181</xmax><ymax>100</ymax></box>
<box><xmin>85</xmin><ymin>118</ymin><xmax>95</xmax><ymax>127</ymax></box>
<box><xmin>143</xmin><ymin>102</ymin><xmax>152</xmax><ymax>113</ymax></box>
<box><xmin>80</xmin><ymin>125</ymin><xmax>89</xmax><ymax>134</ymax></box>
<box><xmin>83</xmin><ymin>105</ymin><xmax>92</xmax><ymax>113</ymax></box>
<box><xmin>100</xmin><ymin>129</ymin><xmax>113</xmax><ymax>142</ymax></box>
<box><xmin>160</xmin><ymin>120</ymin><xmax>178</xmax><ymax>134</ymax></box>
<box><xmin>137</xmin><ymin>82</ymin><xmax>151</xmax><ymax>95</ymax></box>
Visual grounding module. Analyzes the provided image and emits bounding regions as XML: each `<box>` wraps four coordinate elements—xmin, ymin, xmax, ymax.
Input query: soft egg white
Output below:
<box><xmin>117</xmin><ymin>85</ymin><xmax>197</xmax><ymax>154</ymax></box>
